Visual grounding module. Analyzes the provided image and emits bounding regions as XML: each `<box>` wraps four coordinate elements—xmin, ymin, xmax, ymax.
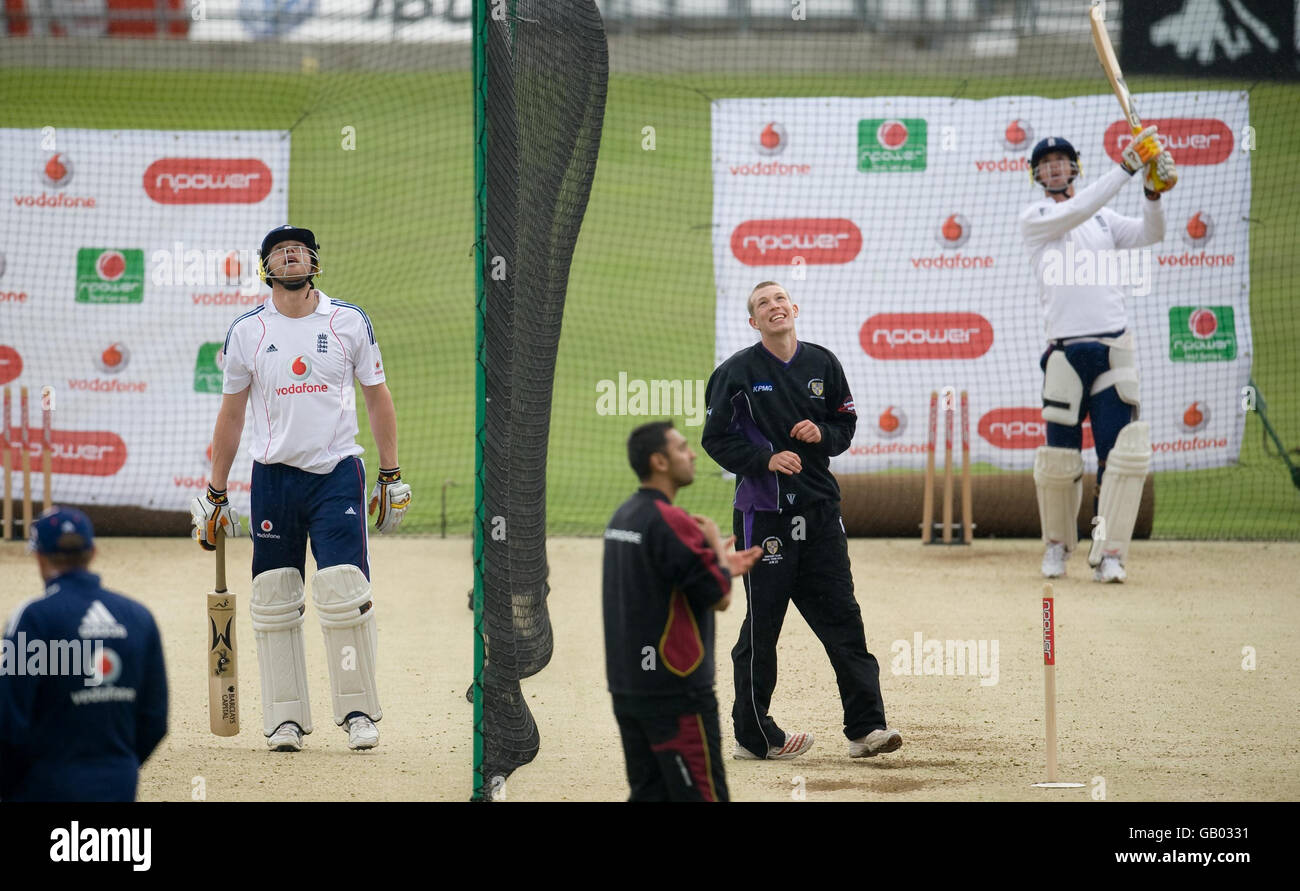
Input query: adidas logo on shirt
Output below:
<box><xmin>78</xmin><ymin>600</ymin><xmax>128</xmax><ymax>639</ymax></box>
<box><xmin>266</xmin><ymin>344</ymin><xmax>278</xmax><ymax>353</ymax></box>
<box><xmin>345</xmin><ymin>507</ymin><xmax>357</xmax><ymax>516</ymax></box>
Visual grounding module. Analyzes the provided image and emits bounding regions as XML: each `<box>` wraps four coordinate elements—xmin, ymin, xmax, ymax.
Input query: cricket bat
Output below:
<box><xmin>1090</xmin><ymin>3</ymin><xmax>1175</xmax><ymax>190</ymax></box>
<box><xmin>207</xmin><ymin>531</ymin><xmax>240</xmax><ymax>736</ymax></box>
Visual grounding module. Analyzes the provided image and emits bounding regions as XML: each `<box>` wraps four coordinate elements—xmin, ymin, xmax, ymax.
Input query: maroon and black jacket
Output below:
<box><xmin>602</xmin><ymin>488</ymin><xmax>730</xmax><ymax>705</ymax></box>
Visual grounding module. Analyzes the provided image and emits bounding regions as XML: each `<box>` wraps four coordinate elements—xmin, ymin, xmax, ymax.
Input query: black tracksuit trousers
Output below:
<box><xmin>731</xmin><ymin>500</ymin><xmax>888</xmax><ymax>758</ymax></box>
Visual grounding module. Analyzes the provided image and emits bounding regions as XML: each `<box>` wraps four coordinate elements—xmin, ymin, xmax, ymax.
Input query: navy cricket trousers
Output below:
<box><xmin>250</xmin><ymin>456</ymin><xmax>371</xmax><ymax>582</ymax></box>
<box><xmin>731</xmin><ymin>500</ymin><xmax>887</xmax><ymax>757</ymax></box>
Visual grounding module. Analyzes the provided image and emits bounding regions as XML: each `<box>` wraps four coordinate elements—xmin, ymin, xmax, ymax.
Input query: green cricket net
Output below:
<box><xmin>473</xmin><ymin>0</ymin><xmax>607</xmax><ymax>799</ymax></box>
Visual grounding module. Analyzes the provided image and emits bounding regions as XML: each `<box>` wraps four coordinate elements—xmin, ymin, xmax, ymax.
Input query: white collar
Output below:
<box><xmin>264</xmin><ymin>289</ymin><xmax>331</xmax><ymax>317</ymax></box>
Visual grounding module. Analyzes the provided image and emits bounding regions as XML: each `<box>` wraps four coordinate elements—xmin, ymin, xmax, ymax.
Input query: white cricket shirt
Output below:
<box><xmin>221</xmin><ymin>291</ymin><xmax>386</xmax><ymax>474</ymax></box>
<box><xmin>1020</xmin><ymin>165</ymin><xmax>1165</xmax><ymax>341</ymax></box>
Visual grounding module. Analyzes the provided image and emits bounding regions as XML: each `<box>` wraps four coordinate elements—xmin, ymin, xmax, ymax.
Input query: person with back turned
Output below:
<box><xmin>0</xmin><ymin>508</ymin><xmax>168</xmax><ymax>801</ymax></box>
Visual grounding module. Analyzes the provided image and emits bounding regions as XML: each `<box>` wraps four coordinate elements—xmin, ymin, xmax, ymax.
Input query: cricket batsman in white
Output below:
<box><xmin>1021</xmin><ymin>131</ymin><xmax>1176</xmax><ymax>582</ymax></box>
<box><xmin>191</xmin><ymin>225</ymin><xmax>412</xmax><ymax>750</ymax></box>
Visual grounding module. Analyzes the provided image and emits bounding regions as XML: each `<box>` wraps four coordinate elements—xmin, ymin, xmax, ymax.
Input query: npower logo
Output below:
<box><xmin>5</xmin><ymin>430</ymin><xmax>128</xmax><ymax>476</ymax></box>
<box><xmin>860</xmin><ymin>313</ymin><xmax>994</xmax><ymax>360</ymax></box>
<box><xmin>979</xmin><ymin>407</ymin><xmax>1094</xmax><ymax>450</ymax></box>
<box><xmin>1104</xmin><ymin>118</ymin><xmax>1234</xmax><ymax>166</ymax></box>
<box><xmin>730</xmin><ymin>218</ymin><xmax>862</xmax><ymax>266</ymax></box>
<box><xmin>143</xmin><ymin>158</ymin><xmax>273</xmax><ymax>204</ymax></box>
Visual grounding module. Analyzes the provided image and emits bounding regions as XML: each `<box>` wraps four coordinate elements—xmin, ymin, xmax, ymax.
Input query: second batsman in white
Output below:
<box><xmin>1021</xmin><ymin>131</ymin><xmax>1176</xmax><ymax>583</ymax></box>
<box><xmin>191</xmin><ymin>225</ymin><xmax>412</xmax><ymax>751</ymax></box>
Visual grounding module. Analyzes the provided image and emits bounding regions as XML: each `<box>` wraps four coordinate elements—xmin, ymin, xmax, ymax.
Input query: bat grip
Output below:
<box><xmin>215</xmin><ymin>529</ymin><xmax>227</xmax><ymax>594</ymax></box>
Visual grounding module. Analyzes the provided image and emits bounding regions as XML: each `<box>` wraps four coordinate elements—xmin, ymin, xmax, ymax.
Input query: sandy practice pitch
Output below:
<box><xmin>1</xmin><ymin>536</ymin><xmax>1295</xmax><ymax>802</ymax></box>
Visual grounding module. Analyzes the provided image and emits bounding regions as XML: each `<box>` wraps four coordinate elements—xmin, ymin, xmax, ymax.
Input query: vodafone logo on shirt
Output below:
<box><xmin>143</xmin><ymin>158</ymin><xmax>273</xmax><ymax>204</ymax></box>
<box><xmin>979</xmin><ymin>407</ymin><xmax>1095</xmax><ymax>450</ymax></box>
<box><xmin>276</xmin><ymin>355</ymin><xmax>328</xmax><ymax>395</ymax></box>
<box><xmin>1103</xmin><ymin>119</ymin><xmax>1233</xmax><ymax>166</ymax></box>
<box><xmin>730</xmin><ymin>218</ymin><xmax>862</xmax><ymax>265</ymax></box>
<box><xmin>860</xmin><ymin>312</ymin><xmax>994</xmax><ymax>360</ymax></box>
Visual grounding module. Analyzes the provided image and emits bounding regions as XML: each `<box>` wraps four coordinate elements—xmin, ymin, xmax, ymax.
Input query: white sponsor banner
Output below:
<box><xmin>712</xmin><ymin>94</ymin><xmax>1252</xmax><ymax>474</ymax></box>
<box><xmin>1</xmin><ymin>129</ymin><xmax>290</xmax><ymax>515</ymax></box>
<box><xmin>189</xmin><ymin>0</ymin><xmax>472</xmax><ymax>43</ymax></box>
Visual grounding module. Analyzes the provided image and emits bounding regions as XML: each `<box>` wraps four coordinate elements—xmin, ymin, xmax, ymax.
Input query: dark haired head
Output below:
<box><xmin>627</xmin><ymin>420</ymin><xmax>675</xmax><ymax>481</ymax></box>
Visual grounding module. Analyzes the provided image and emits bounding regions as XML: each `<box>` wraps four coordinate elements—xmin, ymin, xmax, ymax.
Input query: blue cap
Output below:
<box><xmin>28</xmin><ymin>507</ymin><xmax>95</xmax><ymax>555</ymax></box>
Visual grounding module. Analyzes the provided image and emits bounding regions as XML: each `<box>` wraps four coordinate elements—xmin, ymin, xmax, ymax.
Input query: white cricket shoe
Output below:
<box><xmin>268</xmin><ymin>721</ymin><xmax>303</xmax><ymax>752</ymax></box>
<box><xmin>733</xmin><ymin>731</ymin><xmax>814</xmax><ymax>761</ymax></box>
<box><xmin>849</xmin><ymin>728</ymin><xmax>903</xmax><ymax>758</ymax></box>
<box><xmin>1041</xmin><ymin>542</ymin><xmax>1067</xmax><ymax>578</ymax></box>
<box><xmin>1093</xmin><ymin>555</ymin><xmax>1127</xmax><ymax>583</ymax></box>
<box><xmin>346</xmin><ymin>714</ymin><xmax>380</xmax><ymax>750</ymax></box>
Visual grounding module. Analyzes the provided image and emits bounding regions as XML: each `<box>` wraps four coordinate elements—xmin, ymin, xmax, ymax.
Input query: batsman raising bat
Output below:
<box><xmin>191</xmin><ymin>224</ymin><xmax>412</xmax><ymax>752</ymax></box>
<box><xmin>1021</xmin><ymin>129</ymin><xmax>1173</xmax><ymax>584</ymax></box>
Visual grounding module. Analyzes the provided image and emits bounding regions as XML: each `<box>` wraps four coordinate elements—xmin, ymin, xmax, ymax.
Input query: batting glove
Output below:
<box><xmin>1119</xmin><ymin>125</ymin><xmax>1162</xmax><ymax>174</ymax></box>
<box><xmin>1145</xmin><ymin>151</ymin><xmax>1178</xmax><ymax>194</ymax></box>
<box><xmin>190</xmin><ymin>484</ymin><xmax>242</xmax><ymax>551</ymax></box>
<box><xmin>369</xmin><ymin>467</ymin><xmax>412</xmax><ymax>534</ymax></box>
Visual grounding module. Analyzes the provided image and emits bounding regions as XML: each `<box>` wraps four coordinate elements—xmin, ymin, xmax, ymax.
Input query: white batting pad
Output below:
<box><xmin>1034</xmin><ymin>446</ymin><xmax>1083</xmax><ymax>550</ymax></box>
<box><xmin>250</xmin><ymin>568</ymin><xmax>313</xmax><ymax>736</ymax></box>
<box><xmin>1089</xmin><ymin>422</ymin><xmax>1150</xmax><ymax>567</ymax></box>
<box><xmin>312</xmin><ymin>565</ymin><xmax>382</xmax><ymax>725</ymax></box>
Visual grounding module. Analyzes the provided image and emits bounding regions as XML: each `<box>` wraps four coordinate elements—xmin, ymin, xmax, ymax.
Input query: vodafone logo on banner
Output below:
<box><xmin>13</xmin><ymin>154</ymin><xmax>97</xmax><ymax>209</ymax></box>
<box><xmin>1183</xmin><ymin>211</ymin><xmax>1213</xmax><ymax>246</ymax></box>
<box><xmin>758</xmin><ymin>122</ymin><xmax>787</xmax><ymax>155</ymax></box>
<box><xmin>95</xmin><ymin>342</ymin><xmax>130</xmax><ymax>374</ymax></box>
<box><xmin>143</xmin><ymin>158</ymin><xmax>273</xmax><ymax>204</ymax></box>
<box><xmin>1180</xmin><ymin>400</ymin><xmax>1210</xmax><ymax>433</ymax></box>
<box><xmin>1104</xmin><ymin>119</ymin><xmax>1233</xmax><ymax>166</ymax></box>
<box><xmin>876</xmin><ymin>405</ymin><xmax>906</xmax><ymax>438</ymax></box>
<box><xmin>1002</xmin><ymin>119</ymin><xmax>1033</xmax><ymax>151</ymax></box>
<box><xmin>860</xmin><ymin>313</ymin><xmax>994</xmax><ymax>360</ymax></box>
<box><xmin>936</xmin><ymin>213</ymin><xmax>971</xmax><ymax>248</ymax></box>
<box><xmin>980</xmin><ymin>408</ymin><xmax>1095</xmax><ymax>450</ymax></box>
<box><xmin>730</xmin><ymin>218</ymin><xmax>862</xmax><ymax>265</ymax></box>
<box><xmin>41</xmin><ymin>153</ymin><xmax>75</xmax><ymax>188</ymax></box>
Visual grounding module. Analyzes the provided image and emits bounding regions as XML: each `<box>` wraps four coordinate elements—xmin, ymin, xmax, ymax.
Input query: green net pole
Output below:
<box><xmin>471</xmin><ymin>0</ymin><xmax>488</xmax><ymax>802</ymax></box>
